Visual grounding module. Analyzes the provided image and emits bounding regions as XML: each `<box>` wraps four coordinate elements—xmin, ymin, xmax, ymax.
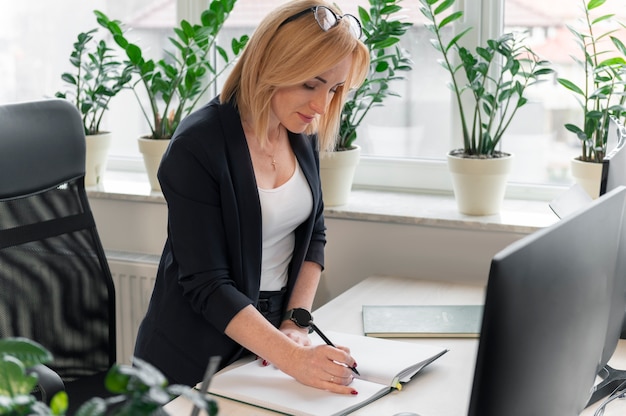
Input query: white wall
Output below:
<box><xmin>88</xmin><ymin>195</ymin><xmax>530</xmax><ymax>308</ymax></box>
<box><xmin>91</xmin><ymin>197</ymin><xmax>168</xmax><ymax>255</ymax></box>
<box><xmin>318</xmin><ymin>218</ymin><xmax>526</xmax><ymax>308</ymax></box>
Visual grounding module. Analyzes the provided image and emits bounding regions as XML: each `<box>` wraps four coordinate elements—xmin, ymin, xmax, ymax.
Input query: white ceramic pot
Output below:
<box><xmin>138</xmin><ymin>137</ymin><xmax>171</xmax><ymax>192</ymax></box>
<box><xmin>319</xmin><ymin>145</ymin><xmax>361</xmax><ymax>207</ymax></box>
<box><xmin>447</xmin><ymin>151</ymin><xmax>514</xmax><ymax>216</ymax></box>
<box><xmin>85</xmin><ymin>132</ymin><xmax>112</xmax><ymax>186</ymax></box>
<box><xmin>570</xmin><ymin>158</ymin><xmax>603</xmax><ymax>199</ymax></box>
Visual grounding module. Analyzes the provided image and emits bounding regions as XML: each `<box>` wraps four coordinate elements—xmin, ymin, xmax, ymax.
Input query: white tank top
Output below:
<box><xmin>258</xmin><ymin>160</ymin><xmax>313</xmax><ymax>291</ymax></box>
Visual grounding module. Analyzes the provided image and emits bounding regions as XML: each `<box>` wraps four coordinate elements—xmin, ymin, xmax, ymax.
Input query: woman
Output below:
<box><xmin>133</xmin><ymin>0</ymin><xmax>369</xmax><ymax>395</ymax></box>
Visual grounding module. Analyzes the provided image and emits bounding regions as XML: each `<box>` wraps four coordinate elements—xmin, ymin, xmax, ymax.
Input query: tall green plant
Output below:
<box><xmin>55</xmin><ymin>28</ymin><xmax>132</xmax><ymax>136</ymax></box>
<box><xmin>557</xmin><ymin>0</ymin><xmax>626</xmax><ymax>163</ymax></box>
<box><xmin>419</xmin><ymin>0</ymin><xmax>553</xmax><ymax>157</ymax></box>
<box><xmin>96</xmin><ymin>0</ymin><xmax>248</xmax><ymax>140</ymax></box>
<box><xmin>337</xmin><ymin>0</ymin><xmax>413</xmax><ymax>151</ymax></box>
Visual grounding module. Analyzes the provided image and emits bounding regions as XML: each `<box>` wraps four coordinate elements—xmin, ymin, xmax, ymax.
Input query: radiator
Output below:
<box><xmin>107</xmin><ymin>252</ymin><xmax>159</xmax><ymax>365</ymax></box>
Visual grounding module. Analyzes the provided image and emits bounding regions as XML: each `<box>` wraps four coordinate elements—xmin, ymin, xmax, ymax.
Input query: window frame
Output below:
<box><xmin>107</xmin><ymin>0</ymin><xmax>210</xmax><ymax>174</ymax></box>
<box><xmin>353</xmin><ymin>0</ymin><xmax>563</xmax><ymax>200</ymax></box>
<box><xmin>109</xmin><ymin>0</ymin><xmax>565</xmax><ymax>201</ymax></box>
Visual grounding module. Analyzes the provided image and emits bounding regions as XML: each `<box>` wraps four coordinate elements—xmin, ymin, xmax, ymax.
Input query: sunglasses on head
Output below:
<box><xmin>279</xmin><ymin>5</ymin><xmax>363</xmax><ymax>39</ymax></box>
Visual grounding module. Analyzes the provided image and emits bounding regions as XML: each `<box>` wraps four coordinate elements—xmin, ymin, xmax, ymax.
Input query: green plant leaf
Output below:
<box><xmin>381</xmin><ymin>5</ymin><xmax>402</xmax><ymax>15</ymax></box>
<box><xmin>75</xmin><ymin>397</ymin><xmax>107</xmax><ymax>416</ymax></box>
<box><xmin>476</xmin><ymin>46</ymin><xmax>493</xmax><ymax>62</ymax></box>
<box><xmin>0</xmin><ymin>338</ymin><xmax>53</xmax><ymax>368</ymax></box>
<box><xmin>439</xmin><ymin>11</ymin><xmax>463</xmax><ymax>30</ymax></box>
<box><xmin>599</xmin><ymin>57</ymin><xmax>626</xmax><ymax>67</ymax></box>
<box><xmin>0</xmin><ymin>356</ymin><xmax>39</xmax><ymax>398</ymax></box>
<box><xmin>591</xmin><ymin>13</ymin><xmax>615</xmax><ymax>25</ymax></box>
<box><xmin>533</xmin><ymin>68</ymin><xmax>555</xmax><ymax>76</ymax></box>
<box><xmin>372</xmin><ymin>37</ymin><xmax>400</xmax><ymax>49</ymax></box>
<box><xmin>49</xmin><ymin>391</ymin><xmax>68</xmax><ymax>415</ymax></box>
<box><xmin>557</xmin><ymin>78</ymin><xmax>585</xmax><ymax>95</ymax></box>
<box><xmin>608</xmin><ymin>104</ymin><xmax>626</xmax><ymax>112</ymax></box>
<box><xmin>446</xmin><ymin>27</ymin><xmax>472</xmax><ymax>52</ymax></box>
<box><xmin>357</xmin><ymin>6</ymin><xmax>371</xmax><ymax>27</ymax></box>
<box><xmin>104</xmin><ymin>364</ymin><xmax>131</xmax><ymax>394</ymax></box>
<box><xmin>433</xmin><ymin>0</ymin><xmax>456</xmax><ymax>15</ymax></box>
<box><xmin>612</xmin><ymin>36</ymin><xmax>626</xmax><ymax>56</ymax></box>
<box><xmin>565</xmin><ymin>123</ymin><xmax>583</xmax><ymax>134</ymax></box>
<box><xmin>587</xmin><ymin>110</ymin><xmax>605</xmax><ymax>119</ymax></box>
<box><xmin>588</xmin><ymin>0</ymin><xmax>607</xmax><ymax>10</ymax></box>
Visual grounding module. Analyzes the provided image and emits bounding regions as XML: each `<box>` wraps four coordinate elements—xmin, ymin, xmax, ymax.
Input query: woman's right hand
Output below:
<box><xmin>278</xmin><ymin>343</ymin><xmax>359</xmax><ymax>395</ymax></box>
<box><xmin>225</xmin><ymin>305</ymin><xmax>358</xmax><ymax>394</ymax></box>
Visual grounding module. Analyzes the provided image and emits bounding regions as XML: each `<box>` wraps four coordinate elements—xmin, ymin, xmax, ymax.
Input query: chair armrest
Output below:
<box><xmin>28</xmin><ymin>364</ymin><xmax>65</xmax><ymax>404</ymax></box>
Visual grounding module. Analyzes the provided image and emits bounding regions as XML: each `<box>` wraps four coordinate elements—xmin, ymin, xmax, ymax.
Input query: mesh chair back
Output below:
<box><xmin>0</xmin><ymin>99</ymin><xmax>115</xmax><ymax>380</ymax></box>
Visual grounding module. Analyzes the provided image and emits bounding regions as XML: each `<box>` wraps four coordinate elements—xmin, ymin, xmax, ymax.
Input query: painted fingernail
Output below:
<box><xmin>353</xmin><ymin>361</ymin><xmax>358</xmax><ymax>367</ymax></box>
<box><xmin>351</xmin><ymin>390</ymin><xmax>358</xmax><ymax>395</ymax></box>
<box><xmin>262</xmin><ymin>360</ymin><xmax>268</xmax><ymax>366</ymax></box>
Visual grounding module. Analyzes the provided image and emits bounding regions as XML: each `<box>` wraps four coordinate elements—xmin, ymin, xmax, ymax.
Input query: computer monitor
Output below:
<box><xmin>600</xmin><ymin>118</ymin><xmax>626</xmax><ymax>196</ymax></box>
<box><xmin>588</xmin><ymin>120</ymin><xmax>626</xmax><ymax>404</ymax></box>
<box><xmin>468</xmin><ymin>186</ymin><xmax>626</xmax><ymax>416</ymax></box>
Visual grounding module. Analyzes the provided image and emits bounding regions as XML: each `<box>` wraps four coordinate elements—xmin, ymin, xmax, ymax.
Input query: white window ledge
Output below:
<box><xmin>324</xmin><ymin>188</ymin><xmax>558</xmax><ymax>233</ymax></box>
<box><xmin>86</xmin><ymin>170</ymin><xmax>559</xmax><ymax>234</ymax></box>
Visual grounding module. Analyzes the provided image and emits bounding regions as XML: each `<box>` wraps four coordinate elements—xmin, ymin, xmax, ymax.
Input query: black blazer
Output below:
<box><xmin>134</xmin><ymin>97</ymin><xmax>326</xmax><ymax>385</ymax></box>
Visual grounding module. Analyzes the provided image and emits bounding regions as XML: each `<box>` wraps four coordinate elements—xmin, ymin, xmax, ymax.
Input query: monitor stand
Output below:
<box><xmin>587</xmin><ymin>365</ymin><xmax>626</xmax><ymax>406</ymax></box>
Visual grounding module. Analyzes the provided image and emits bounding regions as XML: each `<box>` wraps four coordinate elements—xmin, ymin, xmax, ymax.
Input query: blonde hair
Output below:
<box><xmin>221</xmin><ymin>0</ymin><xmax>369</xmax><ymax>152</ymax></box>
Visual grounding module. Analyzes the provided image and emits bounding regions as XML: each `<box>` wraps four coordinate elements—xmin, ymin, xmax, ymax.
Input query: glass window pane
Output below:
<box><xmin>1</xmin><ymin>0</ymin><xmax>176</xmax><ymax>161</ymax></box>
<box><xmin>502</xmin><ymin>0</ymin><xmax>626</xmax><ymax>185</ymax></box>
<box><xmin>359</xmin><ymin>7</ymin><xmax>454</xmax><ymax>161</ymax></box>
<box><xmin>12</xmin><ymin>0</ymin><xmax>624</xmax><ymax>190</ymax></box>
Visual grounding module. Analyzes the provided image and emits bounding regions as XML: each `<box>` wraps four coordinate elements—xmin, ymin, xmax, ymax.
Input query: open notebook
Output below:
<box><xmin>208</xmin><ymin>331</ymin><xmax>447</xmax><ymax>416</ymax></box>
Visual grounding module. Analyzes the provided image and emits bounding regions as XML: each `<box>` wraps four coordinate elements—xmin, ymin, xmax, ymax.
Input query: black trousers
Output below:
<box><xmin>257</xmin><ymin>287</ymin><xmax>287</xmax><ymax>327</ymax></box>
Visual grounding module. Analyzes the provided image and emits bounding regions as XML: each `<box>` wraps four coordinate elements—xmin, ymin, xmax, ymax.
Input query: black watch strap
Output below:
<box><xmin>283</xmin><ymin>308</ymin><xmax>314</xmax><ymax>333</ymax></box>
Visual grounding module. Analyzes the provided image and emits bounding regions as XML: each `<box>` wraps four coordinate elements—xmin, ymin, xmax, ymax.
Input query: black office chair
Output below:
<box><xmin>0</xmin><ymin>99</ymin><xmax>116</xmax><ymax>413</ymax></box>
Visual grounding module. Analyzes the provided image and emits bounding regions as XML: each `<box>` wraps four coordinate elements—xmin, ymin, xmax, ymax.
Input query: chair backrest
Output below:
<box><xmin>0</xmin><ymin>99</ymin><xmax>116</xmax><ymax>380</ymax></box>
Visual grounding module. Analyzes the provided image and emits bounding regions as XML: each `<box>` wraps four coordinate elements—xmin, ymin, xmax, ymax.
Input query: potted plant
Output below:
<box><xmin>55</xmin><ymin>27</ymin><xmax>132</xmax><ymax>186</ymax></box>
<box><xmin>320</xmin><ymin>0</ymin><xmax>413</xmax><ymax>206</ymax></box>
<box><xmin>419</xmin><ymin>0</ymin><xmax>553</xmax><ymax>215</ymax></box>
<box><xmin>95</xmin><ymin>0</ymin><xmax>248</xmax><ymax>191</ymax></box>
<box><xmin>0</xmin><ymin>337</ymin><xmax>218</xmax><ymax>416</ymax></box>
<box><xmin>557</xmin><ymin>0</ymin><xmax>626</xmax><ymax>199</ymax></box>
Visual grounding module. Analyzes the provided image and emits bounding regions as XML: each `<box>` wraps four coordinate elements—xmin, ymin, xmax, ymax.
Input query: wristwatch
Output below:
<box><xmin>283</xmin><ymin>308</ymin><xmax>314</xmax><ymax>333</ymax></box>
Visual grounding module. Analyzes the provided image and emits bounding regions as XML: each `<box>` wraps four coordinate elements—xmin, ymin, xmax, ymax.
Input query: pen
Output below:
<box><xmin>309</xmin><ymin>322</ymin><xmax>360</xmax><ymax>376</ymax></box>
<box><xmin>284</xmin><ymin>308</ymin><xmax>360</xmax><ymax>376</ymax></box>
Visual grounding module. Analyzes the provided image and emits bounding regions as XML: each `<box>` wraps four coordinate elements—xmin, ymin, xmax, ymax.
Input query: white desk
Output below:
<box><xmin>165</xmin><ymin>275</ymin><xmax>626</xmax><ymax>415</ymax></box>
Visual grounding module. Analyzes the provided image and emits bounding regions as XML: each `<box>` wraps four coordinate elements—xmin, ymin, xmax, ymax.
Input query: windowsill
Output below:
<box><xmin>86</xmin><ymin>171</ymin><xmax>164</xmax><ymax>204</ymax></box>
<box><xmin>324</xmin><ymin>187</ymin><xmax>558</xmax><ymax>233</ymax></box>
<box><xmin>86</xmin><ymin>170</ymin><xmax>559</xmax><ymax>234</ymax></box>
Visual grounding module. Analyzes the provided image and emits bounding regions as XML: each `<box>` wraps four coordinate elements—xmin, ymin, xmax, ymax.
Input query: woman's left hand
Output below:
<box><xmin>280</xmin><ymin>326</ymin><xmax>312</xmax><ymax>346</ymax></box>
<box><xmin>258</xmin><ymin>321</ymin><xmax>312</xmax><ymax>367</ymax></box>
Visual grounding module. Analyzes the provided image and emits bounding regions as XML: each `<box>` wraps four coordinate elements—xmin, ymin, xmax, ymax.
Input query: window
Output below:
<box><xmin>4</xmin><ymin>0</ymin><xmax>623</xmax><ymax>197</ymax></box>
<box><xmin>1</xmin><ymin>0</ymin><xmax>175</xmax><ymax>169</ymax></box>
<box><xmin>353</xmin><ymin>0</ymin><xmax>626</xmax><ymax>197</ymax></box>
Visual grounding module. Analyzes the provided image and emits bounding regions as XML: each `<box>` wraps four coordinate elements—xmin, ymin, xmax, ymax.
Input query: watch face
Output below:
<box><xmin>291</xmin><ymin>308</ymin><xmax>313</xmax><ymax>328</ymax></box>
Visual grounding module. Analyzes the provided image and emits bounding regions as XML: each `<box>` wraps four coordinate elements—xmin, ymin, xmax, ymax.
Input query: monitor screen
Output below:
<box><xmin>468</xmin><ymin>186</ymin><xmax>626</xmax><ymax>416</ymax></box>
